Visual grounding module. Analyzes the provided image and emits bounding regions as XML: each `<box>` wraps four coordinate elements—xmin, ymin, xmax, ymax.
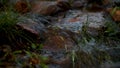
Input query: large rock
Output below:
<box><xmin>43</xmin><ymin>28</ymin><xmax>76</xmax><ymax>52</ymax></box>
<box><xmin>57</xmin><ymin>0</ymin><xmax>71</xmax><ymax>10</ymax></box>
<box><xmin>40</xmin><ymin>28</ymin><xmax>77</xmax><ymax>68</ymax></box>
<box><xmin>31</xmin><ymin>1</ymin><xmax>60</xmax><ymax>15</ymax></box>
<box><xmin>85</xmin><ymin>0</ymin><xmax>111</xmax><ymax>12</ymax></box>
<box><xmin>86</xmin><ymin>0</ymin><xmax>110</xmax><ymax>6</ymax></box>
<box><xmin>72</xmin><ymin>1</ymin><xmax>84</xmax><ymax>9</ymax></box>
<box><xmin>14</xmin><ymin>0</ymin><xmax>31</xmax><ymax>14</ymax></box>
<box><xmin>43</xmin><ymin>35</ymin><xmax>75</xmax><ymax>51</ymax></box>
<box><xmin>16</xmin><ymin>17</ymin><xmax>46</xmax><ymax>39</ymax></box>
<box><xmin>53</xmin><ymin>10</ymin><xmax>106</xmax><ymax>36</ymax></box>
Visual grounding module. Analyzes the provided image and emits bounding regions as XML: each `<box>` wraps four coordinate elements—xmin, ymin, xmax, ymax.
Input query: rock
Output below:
<box><xmin>101</xmin><ymin>62</ymin><xmax>120</xmax><ymax>68</ymax></box>
<box><xmin>57</xmin><ymin>0</ymin><xmax>69</xmax><ymax>2</ymax></box>
<box><xmin>42</xmin><ymin>28</ymin><xmax>76</xmax><ymax>52</ymax></box>
<box><xmin>113</xmin><ymin>10</ymin><xmax>120</xmax><ymax>22</ymax></box>
<box><xmin>105</xmin><ymin>48</ymin><xmax>120</xmax><ymax>61</ymax></box>
<box><xmin>29</xmin><ymin>58</ymin><xmax>40</xmax><ymax>65</ymax></box>
<box><xmin>48</xmin><ymin>56</ymin><xmax>71</xmax><ymax>68</ymax></box>
<box><xmin>15</xmin><ymin>0</ymin><xmax>30</xmax><ymax>14</ymax></box>
<box><xmin>110</xmin><ymin>0</ymin><xmax>120</xmax><ymax>7</ymax></box>
<box><xmin>16</xmin><ymin>18</ymin><xmax>46</xmax><ymax>39</ymax></box>
<box><xmin>86</xmin><ymin>27</ymin><xmax>104</xmax><ymax>36</ymax></box>
<box><xmin>40</xmin><ymin>5</ymin><xmax>60</xmax><ymax>15</ymax></box>
<box><xmin>86</xmin><ymin>0</ymin><xmax>103</xmax><ymax>5</ymax></box>
<box><xmin>40</xmin><ymin>28</ymin><xmax>77</xmax><ymax>68</ymax></box>
<box><xmin>68</xmin><ymin>17</ymin><xmax>80</xmax><ymax>22</ymax></box>
<box><xmin>57</xmin><ymin>0</ymin><xmax>71</xmax><ymax>11</ymax></box>
<box><xmin>43</xmin><ymin>35</ymin><xmax>75</xmax><ymax>52</ymax></box>
<box><xmin>31</xmin><ymin>1</ymin><xmax>60</xmax><ymax>15</ymax></box>
<box><xmin>103</xmin><ymin>0</ymin><xmax>110</xmax><ymax>6</ymax></box>
<box><xmin>85</xmin><ymin>0</ymin><xmax>105</xmax><ymax>12</ymax></box>
<box><xmin>107</xmin><ymin>8</ymin><xmax>120</xmax><ymax>22</ymax></box>
<box><xmin>87</xmin><ymin>4</ymin><xmax>104</xmax><ymax>12</ymax></box>
<box><xmin>72</xmin><ymin>1</ymin><xmax>84</xmax><ymax>9</ymax></box>
<box><xmin>53</xmin><ymin>10</ymin><xmax>105</xmax><ymax>36</ymax></box>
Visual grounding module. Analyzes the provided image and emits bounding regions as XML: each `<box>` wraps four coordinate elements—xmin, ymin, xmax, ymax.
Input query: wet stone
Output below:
<box><xmin>105</xmin><ymin>47</ymin><xmax>120</xmax><ymax>61</ymax></box>
<box><xmin>101</xmin><ymin>62</ymin><xmax>120</xmax><ymax>68</ymax></box>
<box><xmin>42</xmin><ymin>28</ymin><xmax>77</xmax><ymax>52</ymax></box>
<box><xmin>31</xmin><ymin>1</ymin><xmax>60</xmax><ymax>15</ymax></box>
<box><xmin>43</xmin><ymin>35</ymin><xmax>75</xmax><ymax>52</ymax></box>
<box><xmin>14</xmin><ymin>0</ymin><xmax>31</xmax><ymax>14</ymax></box>
<box><xmin>53</xmin><ymin>10</ymin><xmax>106</xmax><ymax>36</ymax></box>
<box><xmin>57</xmin><ymin>0</ymin><xmax>71</xmax><ymax>11</ymax></box>
<box><xmin>109</xmin><ymin>9</ymin><xmax>120</xmax><ymax>22</ymax></box>
<box><xmin>72</xmin><ymin>1</ymin><xmax>85</xmax><ymax>9</ymax></box>
<box><xmin>106</xmin><ymin>7</ymin><xmax>120</xmax><ymax>22</ymax></box>
<box><xmin>16</xmin><ymin>17</ymin><xmax>47</xmax><ymax>38</ymax></box>
<box><xmin>39</xmin><ymin>28</ymin><xmax>78</xmax><ymax>68</ymax></box>
<box><xmin>40</xmin><ymin>49</ymin><xmax>72</xmax><ymax>68</ymax></box>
